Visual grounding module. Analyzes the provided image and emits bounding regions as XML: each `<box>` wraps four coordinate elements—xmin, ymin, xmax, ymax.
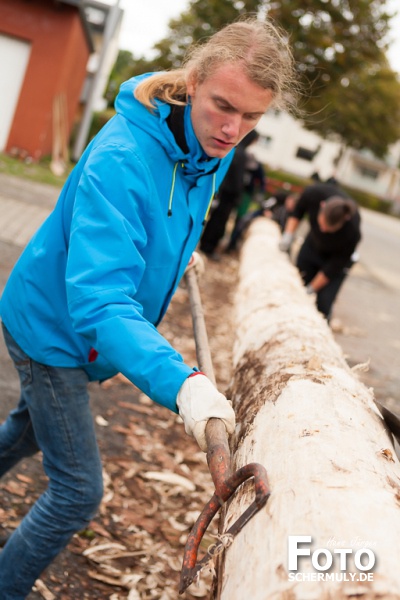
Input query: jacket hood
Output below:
<box><xmin>114</xmin><ymin>73</ymin><xmax>222</xmax><ymax>178</ymax></box>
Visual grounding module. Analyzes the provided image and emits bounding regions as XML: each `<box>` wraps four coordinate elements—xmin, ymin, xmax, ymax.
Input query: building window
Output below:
<box><xmin>356</xmin><ymin>165</ymin><xmax>379</xmax><ymax>180</ymax></box>
<box><xmin>296</xmin><ymin>146</ymin><xmax>315</xmax><ymax>161</ymax></box>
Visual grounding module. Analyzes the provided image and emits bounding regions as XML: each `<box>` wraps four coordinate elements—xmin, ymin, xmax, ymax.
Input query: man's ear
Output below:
<box><xmin>186</xmin><ymin>70</ymin><xmax>198</xmax><ymax>98</ymax></box>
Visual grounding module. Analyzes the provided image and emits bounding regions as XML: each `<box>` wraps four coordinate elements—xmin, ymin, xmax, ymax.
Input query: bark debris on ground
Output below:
<box><xmin>0</xmin><ymin>253</ymin><xmax>238</xmax><ymax>600</ymax></box>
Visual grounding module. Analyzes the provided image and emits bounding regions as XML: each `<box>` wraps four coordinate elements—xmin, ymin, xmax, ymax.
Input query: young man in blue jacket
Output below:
<box><xmin>0</xmin><ymin>17</ymin><xmax>296</xmax><ymax>597</ymax></box>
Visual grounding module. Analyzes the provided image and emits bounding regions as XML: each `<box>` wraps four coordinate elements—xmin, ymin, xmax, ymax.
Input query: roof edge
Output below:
<box><xmin>56</xmin><ymin>0</ymin><xmax>95</xmax><ymax>53</ymax></box>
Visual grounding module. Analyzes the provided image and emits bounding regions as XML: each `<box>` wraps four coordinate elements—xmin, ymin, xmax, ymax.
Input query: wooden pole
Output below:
<box><xmin>217</xmin><ymin>217</ymin><xmax>400</xmax><ymax>599</ymax></box>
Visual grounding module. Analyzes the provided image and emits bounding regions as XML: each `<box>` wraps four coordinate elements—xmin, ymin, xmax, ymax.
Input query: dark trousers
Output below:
<box><xmin>200</xmin><ymin>192</ymin><xmax>237</xmax><ymax>254</ymax></box>
<box><xmin>296</xmin><ymin>238</ymin><xmax>349</xmax><ymax>320</ymax></box>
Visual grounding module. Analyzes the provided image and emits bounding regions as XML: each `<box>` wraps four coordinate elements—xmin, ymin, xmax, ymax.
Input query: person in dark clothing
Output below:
<box><xmin>224</xmin><ymin>190</ymin><xmax>296</xmax><ymax>252</ymax></box>
<box><xmin>224</xmin><ymin>148</ymin><xmax>266</xmax><ymax>252</ymax></box>
<box><xmin>200</xmin><ymin>130</ymin><xmax>260</xmax><ymax>258</ymax></box>
<box><xmin>279</xmin><ymin>182</ymin><xmax>361</xmax><ymax>321</ymax></box>
<box><xmin>242</xmin><ymin>150</ymin><xmax>266</xmax><ymax>199</ymax></box>
<box><xmin>263</xmin><ymin>190</ymin><xmax>298</xmax><ymax>231</ymax></box>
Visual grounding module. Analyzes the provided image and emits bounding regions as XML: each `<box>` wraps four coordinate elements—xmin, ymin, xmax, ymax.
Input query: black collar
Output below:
<box><xmin>167</xmin><ymin>104</ymin><xmax>189</xmax><ymax>154</ymax></box>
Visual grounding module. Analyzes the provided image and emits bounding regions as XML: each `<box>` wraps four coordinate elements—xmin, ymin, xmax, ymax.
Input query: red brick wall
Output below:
<box><xmin>0</xmin><ymin>0</ymin><xmax>90</xmax><ymax>159</ymax></box>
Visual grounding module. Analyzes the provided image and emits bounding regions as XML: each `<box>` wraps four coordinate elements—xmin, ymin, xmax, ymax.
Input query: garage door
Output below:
<box><xmin>0</xmin><ymin>34</ymin><xmax>31</xmax><ymax>151</ymax></box>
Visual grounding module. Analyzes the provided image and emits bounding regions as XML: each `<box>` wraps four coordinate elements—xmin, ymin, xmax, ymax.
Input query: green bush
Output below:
<box><xmin>265</xmin><ymin>169</ymin><xmax>308</xmax><ymax>188</ymax></box>
<box><xmin>0</xmin><ymin>152</ymin><xmax>71</xmax><ymax>187</ymax></box>
<box><xmin>341</xmin><ymin>185</ymin><xmax>393</xmax><ymax>215</ymax></box>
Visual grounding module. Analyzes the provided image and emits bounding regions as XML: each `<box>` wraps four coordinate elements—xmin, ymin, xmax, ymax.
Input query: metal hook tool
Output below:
<box><xmin>179</xmin><ymin>267</ymin><xmax>271</xmax><ymax>594</ymax></box>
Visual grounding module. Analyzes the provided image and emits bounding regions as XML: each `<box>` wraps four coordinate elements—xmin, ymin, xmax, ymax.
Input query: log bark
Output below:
<box><xmin>218</xmin><ymin>218</ymin><xmax>400</xmax><ymax>599</ymax></box>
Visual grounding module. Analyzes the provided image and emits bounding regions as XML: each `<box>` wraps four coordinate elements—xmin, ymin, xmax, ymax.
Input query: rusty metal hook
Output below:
<box><xmin>179</xmin><ymin>456</ymin><xmax>270</xmax><ymax>593</ymax></box>
<box><xmin>179</xmin><ymin>268</ymin><xmax>271</xmax><ymax>594</ymax></box>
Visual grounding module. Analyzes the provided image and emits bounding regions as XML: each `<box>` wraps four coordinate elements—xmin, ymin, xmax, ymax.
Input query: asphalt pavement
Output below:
<box><xmin>0</xmin><ymin>174</ymin><xmax>60</xmax><ymax>415</ymax></box>
<box><xmin>333</xmin><ymin>210</ymin><xmax>400</xmax><ymax>409</ymax></box>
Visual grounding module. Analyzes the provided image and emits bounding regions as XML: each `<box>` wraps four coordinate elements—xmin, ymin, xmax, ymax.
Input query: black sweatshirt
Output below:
<box><xmin>291</xmin><ymin>183</ymin><xmax>362</xmax><ymax>279</ymax></box>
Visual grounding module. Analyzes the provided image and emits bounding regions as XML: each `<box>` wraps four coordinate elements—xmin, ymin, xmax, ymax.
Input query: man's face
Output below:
<box><xmin>187</xmin><ymin>63</ymin><xmax>274</xmax><ymax>158</ymax></box>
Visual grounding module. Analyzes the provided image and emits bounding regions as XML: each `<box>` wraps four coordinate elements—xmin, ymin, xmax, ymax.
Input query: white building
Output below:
<box><xmin>254</xmin><ymin>110</ymin><xmax>400</xmax><ymax>205</ymax></box>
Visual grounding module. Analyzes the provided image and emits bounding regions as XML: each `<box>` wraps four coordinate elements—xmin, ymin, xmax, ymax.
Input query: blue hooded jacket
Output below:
<box><xmin>0</xmin><ymin>75</ymin><xmax>233</xmax><ymax>412</ymax></box>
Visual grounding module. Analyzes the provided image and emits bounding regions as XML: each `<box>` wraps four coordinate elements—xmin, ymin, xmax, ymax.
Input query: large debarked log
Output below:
<box><xmin>217</xmin><ymin>218</ymin><xmax>400</xmax><ymax>599</ymax></box>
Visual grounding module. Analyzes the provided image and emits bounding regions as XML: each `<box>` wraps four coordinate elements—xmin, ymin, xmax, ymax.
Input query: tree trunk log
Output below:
<box><xmin>218</xmin><ymin>218</ymin><xmax>400</xmax><ymax>599</ymax></box>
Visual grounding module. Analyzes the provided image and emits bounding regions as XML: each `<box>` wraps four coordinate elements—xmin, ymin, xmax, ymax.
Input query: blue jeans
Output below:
<box><xmin>0</xmin><ymin>324</ymin><xmax>103</xmax><ymax>599</ymax></box>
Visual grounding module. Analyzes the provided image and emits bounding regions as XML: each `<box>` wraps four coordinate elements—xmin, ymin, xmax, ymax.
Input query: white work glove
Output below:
<box><xmin>184</xmin><ymin>251</ymin><xmax>205</xmax><ymax>277</ymax></box>
<box><xmin>306</xmin><ymin>283</ymin><xmax>316</xmax><ymax>295</ymax></box>
<box><xmin>176</xmin><ymin>373</ymin><xmax>236</xmax><ymax>452</ymax></box>
<box><xmin>278</xmin><ymin>232</ymin><xmax>294</xmax><ymax>253</ymax></box>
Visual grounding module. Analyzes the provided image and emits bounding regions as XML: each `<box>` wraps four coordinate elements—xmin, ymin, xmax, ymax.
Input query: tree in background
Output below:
<box><xmin>266</xmin><ymin>0</ymin><xmax>400</xmax><ymax>156</ymax></box>
<box><xmin>105</xmin><ymin>50</ymin><xmax>136</xmax><ymax>108</ymax></box>
<box><xmin>316</xmin><ymin>62</ymin><xmax>400</xmax><ymax>158</ymax></box>
<box><xmin>151</xmin><ymin>0</ymin><xmax>260</xmax><ymax>69</ymax></box>
<box><xmin>106</xmin><ymin>0</ymin><xmax>257</xmax><ymax>105</ymax></box>
<box><xmin>106</xmin><ymin>0</ymin><xmax>400</xmax><ymax>157</ymax></box>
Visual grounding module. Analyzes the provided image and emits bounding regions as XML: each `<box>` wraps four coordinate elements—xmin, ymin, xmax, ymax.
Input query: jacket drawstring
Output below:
<box><xmin>168</xmin><ymin>162</ymin><xmax>180</xmax><ymax>217</ymax></box>
<box><xmin>168</xmin><ymin>164</ymin><xmax>216</xmax><ymax>225</ymax></box>
<box><xmin>202</xmin><ymin>173</ymin><xmax>216</xmax><ymax>225</ymax></box>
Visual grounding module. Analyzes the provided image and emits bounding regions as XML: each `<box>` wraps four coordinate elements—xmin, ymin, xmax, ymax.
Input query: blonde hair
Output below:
<box><xmin>135</xmin><ymin>17</ymin><xmax>297</xmax><ymax>112</ymax></box>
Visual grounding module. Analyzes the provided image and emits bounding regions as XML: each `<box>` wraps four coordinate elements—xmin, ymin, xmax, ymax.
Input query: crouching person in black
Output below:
<box><xmin>279</xmin><ymin>182</ymin><xmax>361</xmax><ymax>322</ymax></box>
